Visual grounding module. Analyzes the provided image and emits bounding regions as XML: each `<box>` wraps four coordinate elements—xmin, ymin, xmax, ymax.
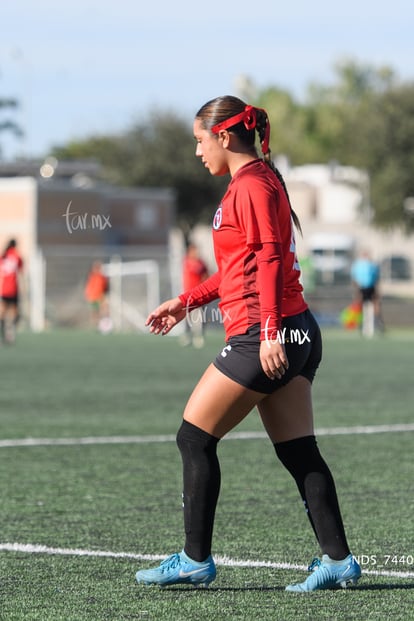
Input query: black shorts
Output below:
<box><xmin>213</xmin><ymin>309</ymin><xmax>322</xmax><ymax>394</ymax></box>
<box><xmin>1</xmin><ymin>295</ymin><xmax>19</xmax><ymax>306</ymax></box>
<box><xmin>360</xmin><ymin>286</ymin><xmax>377</xmax><ymax>302</ymax></box>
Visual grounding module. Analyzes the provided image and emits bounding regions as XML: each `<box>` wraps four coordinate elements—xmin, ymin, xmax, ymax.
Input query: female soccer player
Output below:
<box><xmin>0</xmin><ymin>239</ymin><xmax>24</xmax><ymax>344</ymax></box>
<box><xmin>136</xmin><ymin>96</ymin><xmax>361</xmax><ymax>592</ymax></box>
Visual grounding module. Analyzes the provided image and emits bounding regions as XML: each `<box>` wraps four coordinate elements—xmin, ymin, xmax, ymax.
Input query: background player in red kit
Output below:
<box><xmin>181</xmin><ymin>243</ymin><xmax>209</xmax><ymax>348</ymax></box>
<box><xmin>136</xmin><ymin>96</ymin><xmax>361</xmax><ymax>592</ymax></box>
<box><xmin>0</xmin><ymin>239</ymin><xmax>24</xmax><ymax>344</ymax></box>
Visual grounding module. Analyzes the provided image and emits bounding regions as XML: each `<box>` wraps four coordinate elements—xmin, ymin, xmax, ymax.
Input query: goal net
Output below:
<box><xmin>102</xmin><ymin>258</ymin><xmax>161</xmax><ymax>332</ymax></box>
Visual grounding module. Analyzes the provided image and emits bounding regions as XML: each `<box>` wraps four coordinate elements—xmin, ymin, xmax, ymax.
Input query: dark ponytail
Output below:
<box><xmin>255</xmin><ymin>109</ymin><xmax>302</xmax><ymax>236</ymax></box>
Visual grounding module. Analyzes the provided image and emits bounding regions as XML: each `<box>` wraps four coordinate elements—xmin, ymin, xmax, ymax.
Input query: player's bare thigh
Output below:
<box><xmin>257</xmin><ymin>375</ymin><xmax>314</xmax><ymax>443</ymax></box>
<box><xmin>183</xmin><ymin>363</ymin><xmax>266</xmax><ymax>438</ymax></box>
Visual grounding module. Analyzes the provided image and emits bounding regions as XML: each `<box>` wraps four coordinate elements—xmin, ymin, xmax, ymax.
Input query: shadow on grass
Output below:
<box><xmin>355</xmin><ymin>583</ymin><xmax>414</xmax><ymax>591</ymax></box>
<box><xmin>161</xmin><ymin>581</ymin><xmax>414</xmax><ymax>593</ymax></box>
<box><xmin>160</xmin><ymin>585</ymin><xmax>282</xmax><ymax>593</ymax></box>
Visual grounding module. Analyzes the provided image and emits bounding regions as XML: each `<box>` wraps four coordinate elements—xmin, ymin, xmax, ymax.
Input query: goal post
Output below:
<box><xmin>26</xmin><ymin>231</ymin><xmax>185</xmax><ymax>332</ymax></box>
<box><xmin>28</xmin><ymin>248</ymin><xmax>46</xmax><ymax>332</ymax></box>
<box><xmin>102</xmin><ymin>257</ymin><xmax>160</xmax><ymax>332</ymax></box>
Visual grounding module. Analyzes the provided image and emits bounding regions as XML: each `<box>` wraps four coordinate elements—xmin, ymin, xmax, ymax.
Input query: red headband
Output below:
<box><xmin>211</xmin><ymin>105</ymin><xmax>270</xmax><ymax>154</ymax></box>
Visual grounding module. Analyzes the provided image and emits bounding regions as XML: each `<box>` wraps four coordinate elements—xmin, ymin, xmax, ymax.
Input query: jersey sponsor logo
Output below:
<box><xmin>213</xmin><ymin>206</ymin><xmax>223</xmax><ymax>230</ymax></box>
<box><xmin>1</xmin><ymin>257</ymin><xmax>19</xmax><ymax>275</ymax></box>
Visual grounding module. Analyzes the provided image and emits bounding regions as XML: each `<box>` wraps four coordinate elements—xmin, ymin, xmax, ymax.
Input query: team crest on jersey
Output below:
<box><xmin>213</xmin><ymin>206</ymin><xmax>223</xmax><ymax>230</ymax></box>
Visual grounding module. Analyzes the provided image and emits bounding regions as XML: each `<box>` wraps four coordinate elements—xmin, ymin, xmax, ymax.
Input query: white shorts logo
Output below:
<box><xmin>220</xmin><ymin>344</ymin><xmax>232</xmax><ymax>358</ymax></box>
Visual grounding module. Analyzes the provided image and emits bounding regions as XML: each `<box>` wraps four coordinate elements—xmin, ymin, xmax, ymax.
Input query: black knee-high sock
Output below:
<box><xmin>274</xmin><ymin>435</ymin><xmax>350</xmax><ymax>560</ymax></box>
<box><xmin>176</xmin><ymin>420</ymin><xmax>221</xmax><ymax>562</ymax></box>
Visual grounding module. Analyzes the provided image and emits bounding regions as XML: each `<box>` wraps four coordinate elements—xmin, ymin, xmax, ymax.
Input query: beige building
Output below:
<box><xmin>189</xmin><ymin>162</ymin><xmax>414</xmax><ymax>327</ymax></box>
<box><xmin>0</xmin><ymin>162</ymin><xmax>176</xmax><ymax>330</ymax></box>
<box><xmin>285</xmin><ymin>164</ymin><xmax>414</xmax><ymax>295</ymax></box>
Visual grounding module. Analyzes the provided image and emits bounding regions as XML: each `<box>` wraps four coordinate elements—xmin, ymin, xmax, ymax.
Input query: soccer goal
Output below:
<box><xmin>102</xmin><ymin>257</ymin><xmax>160</xmax><ymax>332</ymax></box>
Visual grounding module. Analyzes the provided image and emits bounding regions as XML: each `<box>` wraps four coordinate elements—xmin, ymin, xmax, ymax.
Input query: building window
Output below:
<box><xmin>135</xmin><ymin>204</ymin><xmax>158</xmax><ymax>230</ymax></box>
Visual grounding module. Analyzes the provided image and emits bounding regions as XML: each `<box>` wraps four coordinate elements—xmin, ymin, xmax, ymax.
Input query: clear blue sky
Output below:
<box><xmin>1</xmin><ymin>0</ymin><xmax>413</xmax><ymax>160</ymax></box>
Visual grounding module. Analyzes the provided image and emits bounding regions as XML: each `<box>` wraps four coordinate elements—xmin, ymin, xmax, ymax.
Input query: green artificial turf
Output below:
<box><xmin>0</xmin><ymin>328</ymin><xmax>413</xmax><ymax>620</ymax></box>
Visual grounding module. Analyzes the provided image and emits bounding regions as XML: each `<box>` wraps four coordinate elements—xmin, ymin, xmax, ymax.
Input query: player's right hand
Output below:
<box><xmin>145</xmin><ymin>297</ymin><xmax>187</xmax><ymax>335</ymax></box>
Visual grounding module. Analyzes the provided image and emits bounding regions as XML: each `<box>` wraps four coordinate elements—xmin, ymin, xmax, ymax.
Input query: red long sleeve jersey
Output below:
<box><xmin>0</xmin><ymin>248</ymin><xmax>23</xmax><ymax>298</ymax></box>
<box><xmin>179</xmin><ymin>159</ymin><xmax>307</xmax><ymax>340</ymax></box>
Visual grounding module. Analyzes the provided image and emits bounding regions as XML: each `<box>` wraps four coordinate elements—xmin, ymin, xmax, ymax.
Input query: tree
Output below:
<box><xmin>274</xmin><ymin>59</ymin><xmax>414</xmax><ymax>229</ymax></box>
<box><xmin>0</xmin><ymin>97</ymin><xmax>24</xmax><ymax>158</ymax></box>
<box><xmin>356</xmin><ymin>83</ymin><xmax>414</xmax><ymax>230</ymax></box>
<box><xmin>255</xmin><ymin>88</ymin><xmax>313</xmax><ymax>162</ymax></box>
<box><xmin>52</xmin><ymin>60</ymin><xmax>414</xmax><ymax>231</ymax></box>
<box><xmin>309</xmin><ymin>60</ymin><xmax>414</xmax><ymax>229</ymax></box>
<box><xmin>53</xmin><ymin>111</ymin><xmax>227</xmax><ymax>232</ymax></box>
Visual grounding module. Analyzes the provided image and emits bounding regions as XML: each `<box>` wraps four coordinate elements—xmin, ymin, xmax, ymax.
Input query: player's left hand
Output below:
<box><xmin>259</xmin><ymin>340</ymin><xmax>289</xmax><ymax>380</ymax></box>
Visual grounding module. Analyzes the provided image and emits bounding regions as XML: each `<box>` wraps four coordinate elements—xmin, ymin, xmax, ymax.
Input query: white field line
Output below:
<box><xmin>1</xmin><ymin>425</ymin><xmax>413</xmax><ymax>581</ymax></box>
<box><xmin>0</xmin><ymin>423</ymin><xmax>414</xmax><ymax>449</ymax></box>
<box><xmin>0</xmin><ymin>543</ymin><xmax>413</xmax><ymax>580</ymax></box>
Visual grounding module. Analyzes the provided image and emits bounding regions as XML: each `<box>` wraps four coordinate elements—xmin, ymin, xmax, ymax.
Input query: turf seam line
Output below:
<box><xmin>0</xmin><ymin>423</ymin><xmax>414</xmax><ymax>448</ymax></box>
<box><xmin>1</xmin><ymin>543</ymin><xmax>413</xmax><ymax>579</ymax></box>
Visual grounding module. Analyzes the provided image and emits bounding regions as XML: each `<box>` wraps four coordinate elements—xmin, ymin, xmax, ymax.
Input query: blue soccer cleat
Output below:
<box><xmin>135</xmin><ymin>550</ymin><xmax>216</xmax><ymax>587</ymax></box>
<box><xmin>286</xmin><ymin>554</ymin><xmax>361</xmax><ymax>592</ymax></box>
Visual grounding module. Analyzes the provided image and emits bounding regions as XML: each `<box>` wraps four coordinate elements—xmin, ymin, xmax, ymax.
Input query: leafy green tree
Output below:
<box><xmin>53</xmin><ymin>111</ymin><xmax>227</xmax><ymax>231</ymax></box>
<box><xmin>0</xmin><ymin>97</ymin><xmax>23</xmax><ymax>157</ymax></box>
<box><xmin>357</xmin><ymin>83</ymin><xmax>414</xmax><ymax>229</ymax></box>
<box><xmin>310</xmin><ymin>60</ymin><xmax>414</xmax><ymax>229</ymax></box>
<box><xmin>255</xmin><ymin>88</ymin><xmax>313</xmax><ymax>161</ymax></box>
<box><xmin>263</xmin><ymin>59</ymin><xmax>414</xmax><ymax>229</ymax></box>
<box><xmin>52</xmin><ymin>60</ymin><xmax>414</xmax><ymax>231</ymax></box>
